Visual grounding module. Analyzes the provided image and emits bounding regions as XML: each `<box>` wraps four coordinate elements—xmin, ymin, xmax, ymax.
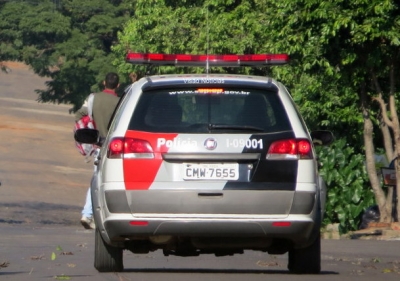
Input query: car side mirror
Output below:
<box><xmin>310</xmin><ymin>130</ymin><xmax>334</xmax><ymax>146</ymax></box>
<box><xmin>74</xmin><ymin>128</ymin><xmax>100</xmax><ymax>144</ymax></box>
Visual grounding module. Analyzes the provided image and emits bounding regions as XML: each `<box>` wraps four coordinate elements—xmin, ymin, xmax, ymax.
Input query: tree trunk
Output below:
<box><xmin>361</xmin><ymin>88</ymin><xmax>391</xmax><ymax>222</ymax></box>
<box><xmin>380</xmin><ymin>117</ymin><xmax>394</xmax><ymax>163</ymax></box>
<box><xmin>379</xmin><ymin>115</ymin><xmax>394</xmax><ymax>220</ymax></box>
<box><xmin>392</xmin><ymin>120</ymin><xmax>400</xmax><ymax>221</ymax></box>
<box><xmin>387</xmin><ymin>64</ymin><xmax>400</xmax><ymax>221</ymax></box>
<box><xmin>371</xmin><ymin>67</ymin><xmax>399</xmax><ymax>222</ymax></box>
<box><xmin>394</xmin><ymin>159</ymin><xmax>399</xmax><ymax>221</ymax></box>
<box><xmin>364</xmin><ymin>117</ymin><xmax>392</xmax><ymax>222</ymax></box>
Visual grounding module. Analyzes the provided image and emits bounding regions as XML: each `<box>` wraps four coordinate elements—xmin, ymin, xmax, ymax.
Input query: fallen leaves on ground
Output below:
<box><xmin>256</xmin><ymin>260</ymin><xmax>280</xmax><ymax>267</ymax></box>
<box><xmin>0</xmin><ymin>261</ymin><xmax>10</xmax><ymax>268</ymax></box>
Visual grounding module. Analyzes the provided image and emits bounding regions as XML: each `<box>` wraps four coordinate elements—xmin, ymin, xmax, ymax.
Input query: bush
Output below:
<box><xmin>316</xmin><ymin>138</ymin><xmax>375</xmax><ymax>233</ymax></box>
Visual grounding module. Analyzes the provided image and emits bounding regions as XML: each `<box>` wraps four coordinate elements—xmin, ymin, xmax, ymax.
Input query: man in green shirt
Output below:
<box><xmin>75</xmin><ymin>72</ymin><xmax>120</xmax><ymax>229</ymax></box>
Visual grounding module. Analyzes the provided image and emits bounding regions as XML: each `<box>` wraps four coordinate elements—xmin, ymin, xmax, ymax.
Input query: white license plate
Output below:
<box><xmin>183</xmin><ymin>163</ymin><xmax>239</xmax><ymax>180</ymax></box>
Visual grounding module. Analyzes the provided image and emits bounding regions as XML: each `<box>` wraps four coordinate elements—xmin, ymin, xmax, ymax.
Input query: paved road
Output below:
<box><xmin>1</xmin><ymin>224</ymin><xmax>400</xmax><ymax>281</ymax></box>
<box><xmin>0</xmin><ymin>64</ymin><xmax>399</xmax><ymax>281</ymax></box>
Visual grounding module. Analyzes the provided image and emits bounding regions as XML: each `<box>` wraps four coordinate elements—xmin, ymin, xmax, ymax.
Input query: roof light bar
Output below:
<box><xmin>126</xmin><ymin>52</ymin><xmax>289</xmax><ymax>67</ymax></box>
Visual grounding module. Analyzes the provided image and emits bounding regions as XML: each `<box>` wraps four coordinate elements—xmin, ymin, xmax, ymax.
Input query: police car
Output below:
<box><xmin>75</xmin><ymin>52</ymin><xmax>333</xmax><ymax>273</ymax></box>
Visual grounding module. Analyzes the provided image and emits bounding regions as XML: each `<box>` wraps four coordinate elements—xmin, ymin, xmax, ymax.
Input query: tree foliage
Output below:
<box><xmin>113</xmin><ymin>0</ymin><xmax>281</xmax><ymax>76</ymax></box>
<box><xmin>0</xmin><ymin>0</ymin><xmax>135</xmax><ymax>111</ymax></box>
<box><xmin>317</xmin><ymin>139</ymin><xmax>375</xmax><ymax>232</ymax></box>
<box><xmin>263</xmin><ymin>0</ymin><xmax>400</xmax><ymax>223</ymax></box>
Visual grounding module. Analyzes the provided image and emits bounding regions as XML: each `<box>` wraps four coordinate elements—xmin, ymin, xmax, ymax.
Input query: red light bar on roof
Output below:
<box><xmin>126</xmin><ymin>52</ymin><xmax>289</xmax><ymax>67</ymax></box>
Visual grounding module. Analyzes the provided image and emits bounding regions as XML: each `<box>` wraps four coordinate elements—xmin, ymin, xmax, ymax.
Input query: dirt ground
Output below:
<box><xmin>0</xmin><ymin>62</ymin><xmax>93</xmax><ymax>226</ymax></box>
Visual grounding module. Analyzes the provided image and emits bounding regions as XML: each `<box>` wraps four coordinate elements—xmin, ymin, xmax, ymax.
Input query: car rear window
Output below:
<box><xmin>128</xmin><ymin>87</ymin><xmax>292</xmax><ymax>133</ymax></box>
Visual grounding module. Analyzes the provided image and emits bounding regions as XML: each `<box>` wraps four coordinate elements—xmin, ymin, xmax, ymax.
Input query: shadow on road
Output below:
<box><xmin>123</xmin><ymin>267</ymin><xmax>338</xmax><ymax>275</ymax></box>
<box><xmin>0</xmin><ymin>201</ymin><xmax>81</xmax><ymax>225</ymax></box>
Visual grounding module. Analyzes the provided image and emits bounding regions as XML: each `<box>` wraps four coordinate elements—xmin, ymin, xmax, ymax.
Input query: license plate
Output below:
<box><xmin>183</xmin><ymin>163</ymin><xmax>239</xmax><ymax>180</ymax></box>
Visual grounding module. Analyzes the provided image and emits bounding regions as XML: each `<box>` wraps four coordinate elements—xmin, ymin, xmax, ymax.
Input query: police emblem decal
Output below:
<box><xmin>204</xmin><ymin>138</ymin><xmax>217</xmax><ymax>150</ymax></box>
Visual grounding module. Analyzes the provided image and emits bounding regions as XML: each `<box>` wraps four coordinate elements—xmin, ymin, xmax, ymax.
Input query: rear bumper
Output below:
<box><xmin>98</xmin><ymin>214</ymin><xmax>316</xmax><ymax>246</ymax></box>
<box><xmin>92</xmin><ymin>183</ymin><xmax>319</xmax><ymax>249</ymax></box>
<box><xmin>104</xmin><ymin>189</ymin><xmax>316</xmax><ymax>215</ymax></box>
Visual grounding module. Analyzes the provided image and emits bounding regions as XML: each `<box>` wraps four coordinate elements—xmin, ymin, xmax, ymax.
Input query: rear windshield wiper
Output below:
<box><xmin>208</xmin><ymin>124</ymin><xmax>264</xmax><ymax>132</ymax></box>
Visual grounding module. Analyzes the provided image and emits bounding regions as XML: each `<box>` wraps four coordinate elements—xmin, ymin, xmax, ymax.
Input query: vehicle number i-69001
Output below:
<box><xmin>183</xmin><ymin>163</ymin><xmax>239</xmax><ymax>180</ymax></box>
<box><xmin>226</xmin><ymin>138</ymin><xmax>263</xmax><ymax>149</ymax></box>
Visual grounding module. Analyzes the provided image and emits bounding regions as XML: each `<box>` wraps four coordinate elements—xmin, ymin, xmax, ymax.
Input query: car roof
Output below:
<box><xmin>136</xmin><ymin>73</ymin><xmax>280</xmax><ymax>89</ymax></box>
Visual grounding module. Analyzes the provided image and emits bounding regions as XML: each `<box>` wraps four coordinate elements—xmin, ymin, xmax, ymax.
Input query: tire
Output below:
<box><xmin>288</xmin><ymin>230</ymin><xmax>321</xmax><ymax>274</ymax></box>
<box><xmin>94</xmin><ymin>228</ymin><xmax>124</xmax><ymax>272</ymax></box>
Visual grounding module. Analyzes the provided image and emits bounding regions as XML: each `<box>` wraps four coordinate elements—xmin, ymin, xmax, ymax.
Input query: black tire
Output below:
<box><xmin>94</xmin><ymin>228</ymin><xmax>124</xmax><ymax>272</ymax></box>
<box><xmin>288</xmin><ymin>230</ymin><xmax>321</xmax><ymax>274</ymax></box>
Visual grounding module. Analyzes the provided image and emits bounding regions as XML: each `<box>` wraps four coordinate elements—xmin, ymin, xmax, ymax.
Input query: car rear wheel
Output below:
<box><xmin>287</xmin><ymin>229</ymin><xmax>321</xmax><ymax>274</ymax></box>
<box><xmin>94</xmin><ymin>228</ymin><xmax>124</xmax><ymax>272</ymax></box>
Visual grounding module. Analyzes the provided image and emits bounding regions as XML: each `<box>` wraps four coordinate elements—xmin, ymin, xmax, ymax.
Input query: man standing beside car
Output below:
<box><xmin>75</xmin><ymin>72</ymin><xmax>120</xmax><ymax>229</ymax></box>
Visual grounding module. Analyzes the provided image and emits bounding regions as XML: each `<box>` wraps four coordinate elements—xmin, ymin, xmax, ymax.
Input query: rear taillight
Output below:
<box><xmin>129</xmin><ymin>221</ymin><xmax>149</xmax><ymax>226</ymax></box>
<box><xmin>272</xmin><ymin>222</ymin><xmax>291</xmax><ymax>227</ymax></box>
<box><xmin>107</xmin><ymin>137</ymin><xmax>154</xmax><ymax>159</ymax></box>
<box><xmin>266</xmin><ymin>139</ymin><xmax>312</xmax><ymax>160</ymax></box>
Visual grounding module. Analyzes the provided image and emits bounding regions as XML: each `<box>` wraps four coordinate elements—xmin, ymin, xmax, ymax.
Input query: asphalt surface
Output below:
<box><xmin>0</xmin><ymin>62</ymin><xmax>93</xmax><ymax>226</ymax></box>
<box><xmin>1</xmin><ymin>223</ymin><xmax>400</xmax><ymax>281</ymax></box>
<box><xmin>0</xmin><ymin>63</ymin><xmax>400</xmax><ymax>281</ymax></box>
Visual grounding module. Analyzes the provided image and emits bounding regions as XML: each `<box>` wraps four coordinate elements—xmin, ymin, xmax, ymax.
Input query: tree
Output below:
<box><xmin>260</xmin><ymin>0</ymin><xmax>400</xmax><ymax>223</ymax></box>
<box><xmin>113</xmin><ymin>0</ymin><xmax>275</xmax><ymax>76</ymax></box>
<box><xmin>0</xmin><ymin>0</ymin><xmax>135</xmax><ymax>111</ymax></box>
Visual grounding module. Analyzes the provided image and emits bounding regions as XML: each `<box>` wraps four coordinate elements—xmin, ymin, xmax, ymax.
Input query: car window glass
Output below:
<box><xmin>129</xmin><ymin>88</ymin><xmax>292</xmax><ymax>133</ymax></box>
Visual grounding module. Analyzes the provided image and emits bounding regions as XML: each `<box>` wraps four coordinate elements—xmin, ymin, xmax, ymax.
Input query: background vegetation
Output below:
<box><xmin>0</xmin><ymin>0</ymin><xmax>135</xmax><ymax>111</ymax></box>
<box><xmin>1</xmin><ymin>0</ymin><xmax>400</xmax><ymax>233</ymax></box>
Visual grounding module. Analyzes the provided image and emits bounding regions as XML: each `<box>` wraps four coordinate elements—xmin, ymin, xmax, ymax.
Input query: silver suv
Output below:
<box><xmin>75</xmin><ymin>53</ymin><xmax>333</xmax><ymax>274</ymax></box>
